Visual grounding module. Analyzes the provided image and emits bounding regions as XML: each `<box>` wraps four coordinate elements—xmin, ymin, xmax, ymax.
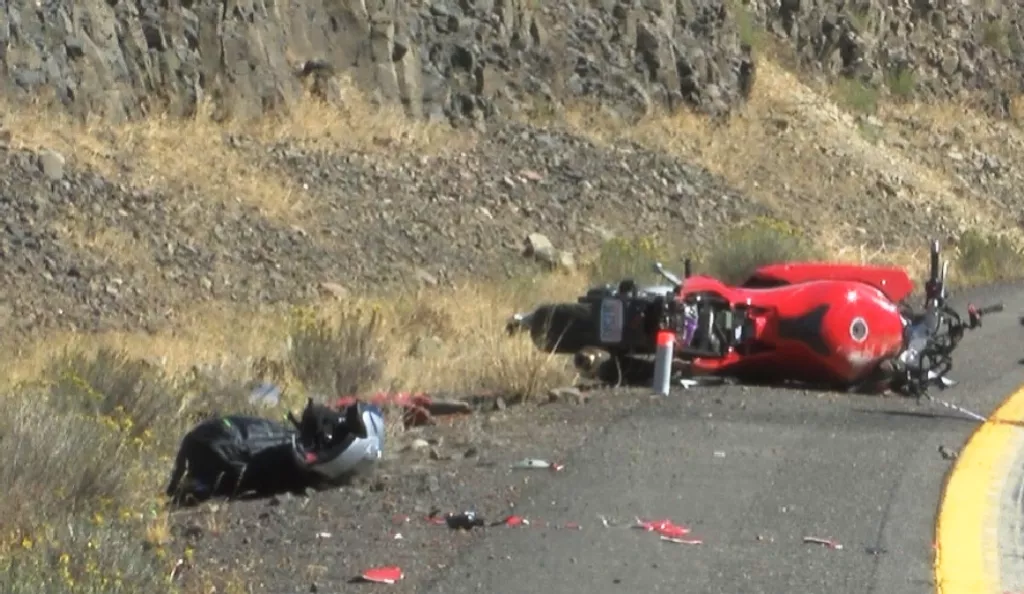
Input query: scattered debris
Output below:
<box><xmin>494</xmin><ymin>514</ymin><xmax>530</xmax><ymax>527</ymax></box>
<box><xmin>446</xmin><ymin>511</ymin><xmax>486</xmax><ymax>530</ymax></box>
<box><xmin>803</xmin><ymin>536</ymin><xmax>843</xmax><ymax>550</ymax></box>
<box><xmin>634</xmin><ymin>518</ymin><xmax>696</xmax><ymax>541</ymax></box>
<box><xmin>661</xmin><ymin>536</ymin><xmax>704</xmax><ymax>545</ymax></box>
<box><xmin>358</xmin><ymin>566</ymin><xmax>404</xmax><ymax>585</ymax></box>
<box><xmin>938</xmin><ymin>445</ymin><xmax>959</xmax><ymax>460</ymax></box>
<box><xmin>511</xmin><ymin>458</ymin><xmax>565</xmax><ymax>471</ymax></box>
<box><xmin>315</xmin><ymin>532</ymin><xmax>332</xmax><ymax>539</ymax></box>
<box><xmin>713</xmin><ymin>450</ymin><xmax>726</xmax><ymax>458</ymax></box>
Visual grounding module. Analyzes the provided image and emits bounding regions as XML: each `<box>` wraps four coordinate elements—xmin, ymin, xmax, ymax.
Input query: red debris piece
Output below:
<box><xmin>560</xmin><ymin>522</ymin><xmax>582</xmax><ymax>530</ymax></box>
<box><xmin>634</xmin><ymin>518</ymin><xmax>691</xmax><ymax>539</ymax></box>
<box><xmin>425</xmin><ymin>516</ymin><xmax>447</xmax><ymax>526</ymax></box>
<box><xmin>502</xmin><ymin>515</ymin><xmax>529</xmax><ymax>527</ymax></box>
<box><xmin>360</xmin><ymin>566</ymin><xmax>404</xmax><ymax>584</ymax></box>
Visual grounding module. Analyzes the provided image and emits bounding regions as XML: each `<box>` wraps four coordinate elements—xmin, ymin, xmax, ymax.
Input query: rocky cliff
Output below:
<box><xmin>1</xmin><ymin>0</ymin><xmax>756</xmax><ymax>124</ymax></box>
<box><xmin>4</xmin><ymin>0</ymin><xmax>1023</xmax><ymax>126</ymax></box>
<box><xmin>748</xmin><ymin>0</ymin><xmax>1024</xmax><ymax>114</ymax></box>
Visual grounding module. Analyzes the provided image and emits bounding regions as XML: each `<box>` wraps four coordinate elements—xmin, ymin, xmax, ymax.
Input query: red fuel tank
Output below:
<box><xmin>741</xmin><ymin>280</ymin><xmax>907</xmax><ymax>384</ymax></box>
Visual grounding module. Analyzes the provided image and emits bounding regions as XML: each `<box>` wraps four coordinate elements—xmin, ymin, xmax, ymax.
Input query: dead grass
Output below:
<box><xmin>559</xmin><ymin>58</ymin><xmax>1024</xmax><ymax>260</ymax></box>
<box><xmin>0</xmin><ymin>79</ymin><xmax>465</xmax><ymax>224</ymax></box>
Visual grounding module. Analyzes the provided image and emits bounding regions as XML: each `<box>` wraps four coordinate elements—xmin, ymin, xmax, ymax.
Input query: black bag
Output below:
<box><xmin>165</xmin><ymin>415</ymin><xmax>313</xmax><ymax>505</ymax></box>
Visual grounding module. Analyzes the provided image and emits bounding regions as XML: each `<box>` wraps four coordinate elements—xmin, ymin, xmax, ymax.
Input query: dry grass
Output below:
<box><xmin>560</xmin><ymin>59</ymin><xmax>1024</xmax><ymax>261</ymax></box>
<box><xmin>0</xmin><ymin>78</ymin><xmax>466</xmax><ymax>224</ymax></box>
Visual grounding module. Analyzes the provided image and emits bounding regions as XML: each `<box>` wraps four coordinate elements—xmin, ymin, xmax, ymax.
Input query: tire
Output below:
<box><xmin>528</xmin><ymin>303</ymin><xmax>598</xmax><ymax>354</ymax></box>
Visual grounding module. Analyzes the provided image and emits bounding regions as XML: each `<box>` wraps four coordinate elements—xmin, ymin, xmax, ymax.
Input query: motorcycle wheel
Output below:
<box><xmin>528</xmin><ymin>303</ymin><xmax>598</xmax><ymax>354</ymax></box>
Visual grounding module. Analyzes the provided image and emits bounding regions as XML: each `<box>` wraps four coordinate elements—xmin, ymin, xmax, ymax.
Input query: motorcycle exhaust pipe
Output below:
<box><xmin>652</xmin><ymin>330</ymin><xmax>675</xmax><ymax>396</ymax></box>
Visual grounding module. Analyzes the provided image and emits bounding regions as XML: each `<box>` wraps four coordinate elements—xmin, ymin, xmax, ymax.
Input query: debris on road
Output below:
<box><xmin>661</xmin><ymin>536</ymin><xmax>704</xmax><ymax>545</ymax></box>
<box><xmin>358</xmin><ymin>566</ymin><xmax>404</xmax><ymax>584</ymax></box>
<box><xmin>494</xmin><ymin>514</ymin><xmax>530</xmax><ymax>527</ymax></box>
<box><xmin>445</xmin><ymin>511</ymin><xmax>485</xmax><ymax>530</ymax></box>
<box><xmin>922</xmin><ymin>394</ymin><xmax>988</xmax><ymax>422</ymax></box>
<box><xmin>336</xmin><ymin>391</ymin><xmax>475</xmax><ymax>428</ymax></box>
<box><xmin>803</xmin><ymin>536</ymin><xmax>843</xmax><ymax>550</ymax></box>
<box><xmin>938</xmin><ymin>445</ymin><xmax>959</xmax><ymax>460</ymax></box>
<box><xmin>634</xmin><ymin>518</ymin><xmax>694</xmax><ymax>540</ymax></box>
<box><xmin>511</xmin><ymin>458</ymin><xmax>565</xmax><ymax>471</ymax></box>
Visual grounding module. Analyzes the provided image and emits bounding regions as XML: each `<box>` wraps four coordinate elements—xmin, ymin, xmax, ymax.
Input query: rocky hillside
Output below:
<box><xmin>750</xmin><ymin>0</ymin><xmax>1024</xmax><ymax>114</ymax></box>
<box><xmin>3</xmin><ymin>0</ymin><xmax>1024</xmax><ymax>346</ymax></box>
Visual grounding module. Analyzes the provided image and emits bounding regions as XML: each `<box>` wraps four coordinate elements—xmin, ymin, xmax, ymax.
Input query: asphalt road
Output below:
<box><xmin>421</xmin><ymin>283</ymin><xmax>1024</xmax><ymax>594</ymax></box>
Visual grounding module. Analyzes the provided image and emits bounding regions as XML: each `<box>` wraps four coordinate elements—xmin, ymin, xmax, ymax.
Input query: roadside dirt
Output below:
<box><xmin>170</xmin><ymin>389</ymin><xmax>649</xmax><ymax>592</ymax></box>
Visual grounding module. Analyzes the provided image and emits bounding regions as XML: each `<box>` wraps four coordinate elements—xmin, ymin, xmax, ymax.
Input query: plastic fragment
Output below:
<box><xmin>803</xmin><ymin>536</ymin><xmax>843</xmax><ymax>550</ymax></box>
<box><xmin>360</xmin><ymin>566</ymin><xmax>404</xmax><ymax>584</ymax></box>
<box><xmin>316</xmin><ymin>532</ymin><xmax>332</xmax><ymax>539</ymax></box>
<box><xmin>499</xmin><ymin>515</ymin><xmax>529</xmax><ymax>527</ymax></box>
<box><xmin>512</xmin><ymin>458</ymin><xmax>565</xmax><ymax>471</ymax></box>
<box><xmin>635</xmin><ymin>518</ymin><xmax>691</xmax><ymax>539</ymax></box>
<box><xmin>661</xmin><ymin>536</ymin><xmax>703</xmax><ymax>545</ymax></box>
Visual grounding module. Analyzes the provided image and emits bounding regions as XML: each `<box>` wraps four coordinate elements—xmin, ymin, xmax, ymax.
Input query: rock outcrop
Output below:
<box><xmin>746</xmin><ymin>0</ymin><xmax>1024</xmax><ymax>112</ymax></box>
<box><xmin>1</xmin><ymin>0</ymin><xmax>755</xmax><ymax>124</ymax></box>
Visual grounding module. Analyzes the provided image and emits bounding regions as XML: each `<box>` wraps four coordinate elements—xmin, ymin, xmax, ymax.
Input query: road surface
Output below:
<box><xmin>421</xmin><ymin>283</ymin><xmax>1024</xmax><ymax>594</ymax></box>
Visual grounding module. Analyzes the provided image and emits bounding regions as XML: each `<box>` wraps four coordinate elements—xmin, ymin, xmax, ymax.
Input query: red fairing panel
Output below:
<box><xmin>745</xmin><ymin>262</ymin><xmax>915</xmax><ymax>304</ymax></box>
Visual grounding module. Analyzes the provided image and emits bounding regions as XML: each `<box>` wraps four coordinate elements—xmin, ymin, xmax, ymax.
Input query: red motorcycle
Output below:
<box><xmin>506</xmin><ymin>240</ymin><xmax>1003</xmax><ymax>396</ymax></box>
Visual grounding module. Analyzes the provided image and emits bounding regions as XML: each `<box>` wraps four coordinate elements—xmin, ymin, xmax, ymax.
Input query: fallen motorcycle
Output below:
<box><xmin>506</xmin><ymin>239</ymin><xmax>1003</xmax><ymax>397</ymax></box>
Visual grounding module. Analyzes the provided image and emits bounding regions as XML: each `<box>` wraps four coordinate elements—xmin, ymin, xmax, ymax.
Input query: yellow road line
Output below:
<box><xmin>935</xmin><ymin>387</ymin><xmax>1024</xmax><ymax>594</ymax></box>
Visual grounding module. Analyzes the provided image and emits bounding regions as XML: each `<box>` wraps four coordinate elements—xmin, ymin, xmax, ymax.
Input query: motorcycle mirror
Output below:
<box><xmin>652</xmin><ymin>261</ymin><xmax>682</xmax><ymax>288</ymax></box>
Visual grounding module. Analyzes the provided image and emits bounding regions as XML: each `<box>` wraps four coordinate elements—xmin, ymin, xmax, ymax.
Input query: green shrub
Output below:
<box><xmin>834</xmin><ymin>77</ymin><xmax>880</xmax><ymax>115</ymax></box>
<box><xmin>44</xmin><ymin>347</ymin><xmax>176</xmax><ymax>439</ymax></box>
<box><xmin>0</xmin><ymin>392</ymin><xmax>135</xmax><ymax>536</ymax></box>
<box><xmin>587</xmin><ymin>235</ymin><xmax>670</xmax><ymax>285</ymax></box>
<box><xmin>956</xmin><ymin>229</ymin><xmax>1024</xmax><ymax>283</ymax></box>
<box><xmin>704</xmin><ymin>217</ymin><xmax>825</xmax><ymax>284</ymax></box>
<box><xmin>287</xmin><ymin>306</ymin><xmax>384</xmax><ymax>396</ymax></box>
<box><xmin>885</xmin><ymin>66</ymin><xmax>915</xmax><ymax>99</ymax></box>
<box><xmin>0</xmin><ymin>518</ymin><xmax>172</xmax><ymax>594</ymax></box>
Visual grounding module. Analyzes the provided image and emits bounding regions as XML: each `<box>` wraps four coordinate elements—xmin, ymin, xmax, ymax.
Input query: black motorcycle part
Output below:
<box><xmin>775</xmin><ymin>304</ymin><xmax>831</xmax><ymax>356</ymax></box>
<box><xmin>528</xmin><ymin>303</ymin><xmax>599</xmax><ymax>354</ymax></box>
